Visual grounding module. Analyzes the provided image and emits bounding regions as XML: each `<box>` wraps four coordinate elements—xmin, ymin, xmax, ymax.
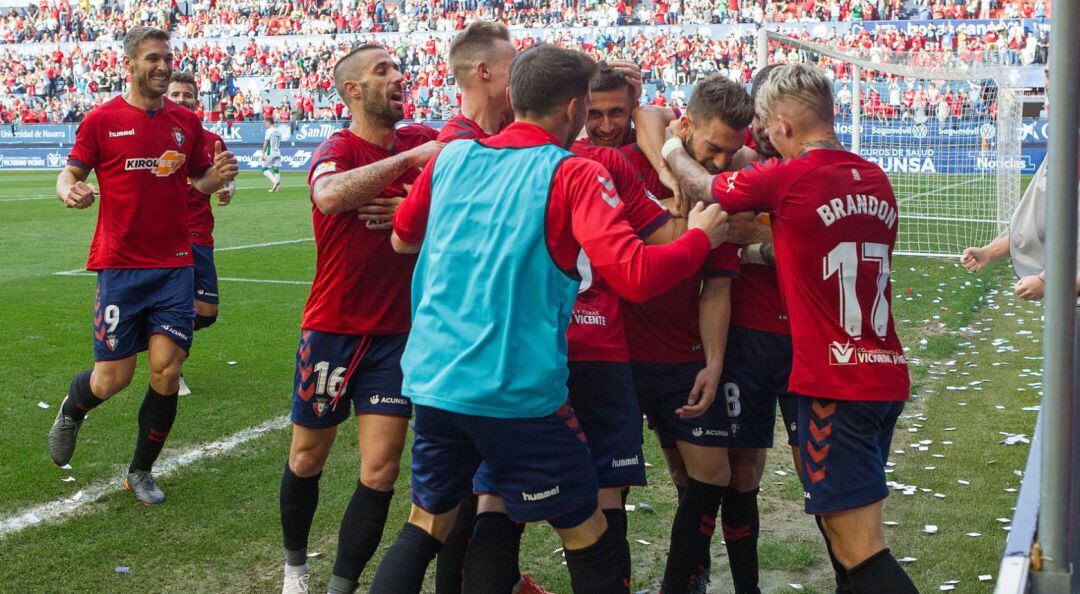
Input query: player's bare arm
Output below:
<box><xmin>662</xmin><ymin>133</ymin><xmax>715</xmax><ymax>209</ymax></box>
<box><xmin>390</xmin><ymin>230</ymin><xmax>420</xmax><ymax>254</ymax></box>
<box><xmin>191</xmin><ymin>141</ymin><xmax>239</xmax><ymax>195</ymax></box>
<box><xmin>632</xmin><ymin>105</ymin><xmax>684</xmax><ymax>211</ymax></box>
<box><xmin>56</xmin><ymin>164</ymin><xmax>97</xmax><ymax>209</ymax></box>
<box><xmin>725</xmin><ymin>213</ymin><xmax>776</xmax><ymax>265</ymax></box>
<box><xmin>678</xmin><ymin>276</ymin><xmax>732</xmax><ymax>419</ymax></box>
<box><xmin>312</xmin><ymin>140</ymin><xmax>442</xmax><ymax>215</ymax></box>
<box><xmin>961</xmin><ymin>234</ymin><xmax>1010</xmax><ymax>273</ymax></box>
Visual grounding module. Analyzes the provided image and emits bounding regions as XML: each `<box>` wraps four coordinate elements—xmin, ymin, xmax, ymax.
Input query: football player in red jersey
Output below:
<box><xmin>277</xmin><ymin>44</ymin><xmax>443</xmax><ymax>594</ymax></box>
<box><xmin>435</xmin><ymin>21</ymin><xmax>515</xmax><ymax>145</ymax></box>
<box><xmin>166</xmin><ymin>70</ymin><xmax>235</xmax><ymax>397</ymax></box>
<box><xmin>663</xmin><ymin>63</ymin><xmax>918</xmax><ymax>594</ymax></box>
<box><xmin>47</xmin><ymin>27</ymin><xmax>238</xmax><ymax>506</ymax></box>
<box><xmin>617</xmin><ymin>75</ymin><xmax>753</xmax><ymax>594</ymax></box>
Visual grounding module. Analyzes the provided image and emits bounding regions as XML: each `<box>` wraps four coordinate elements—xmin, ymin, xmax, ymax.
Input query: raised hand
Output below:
<box><xmin>605</xmin><ymin>58</ymin><xmax>643</xmax><ymax>101</ymax></box>
<box><xmin>212</xmin><ymin>141</ymin><xmax>239</xmax><ymax>182</ymax></box>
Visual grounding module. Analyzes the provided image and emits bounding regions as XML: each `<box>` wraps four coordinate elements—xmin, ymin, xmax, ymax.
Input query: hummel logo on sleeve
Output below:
<box><xmin>598</xmin><ymin>175</ymin><xmax>619</xmax><ymax>207</ymax></box>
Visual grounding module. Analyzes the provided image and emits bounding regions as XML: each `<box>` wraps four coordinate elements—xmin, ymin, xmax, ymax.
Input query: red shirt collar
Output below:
<box><xmin>481</xmin><ymin>121</ymin><xmax>563</xmax><ymax>149</ymax></box>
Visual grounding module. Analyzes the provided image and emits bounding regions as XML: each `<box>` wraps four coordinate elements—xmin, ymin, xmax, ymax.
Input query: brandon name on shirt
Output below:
<box><xmin>815</xmin><ymin>191</ymin><xmax>898</xmax><ymax>229</ymax></box>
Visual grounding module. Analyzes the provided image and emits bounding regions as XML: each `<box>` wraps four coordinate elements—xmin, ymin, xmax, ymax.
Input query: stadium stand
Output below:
<box><xmin>0</xmin><ymin>0</ymin><xmax>1051</xmax><ymax>124</ymax></box>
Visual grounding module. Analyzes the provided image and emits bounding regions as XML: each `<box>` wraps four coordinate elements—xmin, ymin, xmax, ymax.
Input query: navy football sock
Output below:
<box><xmin>722</xmin><ymin>488</ymin><xmax>761</xmax><ymax>594</ymax></box>
<box><xmin>661</xmin><ymin>478</ymin><xmax>725</xmax><ymax>593</ymax></box>
<box><xmin>62</xmin><ymin>369</ymin><xmax>102</xmax><ymax>422</ymax></box>
<box><xmin>434</xmin><ymin>492</ymin><xmax>477</xmax><ymax>594</ymax></box>
<box><xmin>565</xmin><ymin>527</ymin><xmax>630</xmax><ymax>594</ymax></box>
<box><xmin>847</xmin><ymin>549</ymin><xmax>918</xmax><ymax>594</ymax></box>
<box><xmin>194</xmin><ymin>313</ymin><xmax>216</xmax><ymax>330</ymax></box>
<box><xmin>369</xmin><ymin>523</ymin><xmax>442</xmax><ymax>594</ymax></box>
<box><xmin>462</xmin><ymin>512</ymin><xmax>524</xmax><ymax>593</ymax></box>
<box><xmin>280</xmin><ymin>461</ymin><xmax>321</xmax><ymax>560</ymax></box>
<box><xmin>128</xmin><ymin>385</ymin><xmax>177</xmax><ymax>472</ymax></box>
<box><xmin>603</xmin><ymin>508</ymin><xmax>632</xmax><ymax>586</ymax></box>
<box><xmin>331</xmin><ymin>481</ymin><xmax>394</xmax><ymax>583</ymax></box>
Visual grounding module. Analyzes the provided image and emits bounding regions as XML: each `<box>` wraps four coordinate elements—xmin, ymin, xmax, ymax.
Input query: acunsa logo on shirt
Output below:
<box><xmin>125</xmin><ymin>150</ymin><xmax>186</xmax><ymax>177</ymax></box>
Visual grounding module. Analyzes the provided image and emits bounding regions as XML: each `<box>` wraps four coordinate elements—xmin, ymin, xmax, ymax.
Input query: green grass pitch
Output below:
<box><xmin>0</xmin><ymin>170</ymin><xmax>1041</xmax><ymax>593</ymax></box>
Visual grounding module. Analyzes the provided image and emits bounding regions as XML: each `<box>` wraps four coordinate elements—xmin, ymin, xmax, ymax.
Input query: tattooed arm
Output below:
<box><xmin>663</xmin><ymin>141</ymin><xmax>715</xmax><ymax>209</ymax></box>
<box><xmin>312</xmin><ymin>140</ymin><xmax>442</xmax><ymax>215</ymax></box>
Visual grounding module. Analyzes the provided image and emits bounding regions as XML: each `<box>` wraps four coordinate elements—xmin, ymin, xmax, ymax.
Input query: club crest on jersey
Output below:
<box><xmin>125</xmin><ymin>150</ymin><xmax>186</xmax><ymax>178</ymax></box>
<box><xmin>829</xmin><ymin>340</ymin><xmax>856</xmax><ymax>365</ymax></box>
<box><xmin>172</xmin><ymin>127</ymin><xmax>185</xmax><ymax>147</ymax></box>
<box><xmin>106</xmin><ymin>335</ymin><xmax>118</xmax><ymax>351</ymax></box>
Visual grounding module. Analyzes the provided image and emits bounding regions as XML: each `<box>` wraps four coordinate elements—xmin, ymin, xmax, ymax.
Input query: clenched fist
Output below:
<box><xmin>686</xmin><ymin>202</ymin><xmax>730</xmax><ymax>248</ymax></box>
<box><xmin>64</xmin><ymin>180</ymin><xmax>97</xmax><ymax>209</ymax></box>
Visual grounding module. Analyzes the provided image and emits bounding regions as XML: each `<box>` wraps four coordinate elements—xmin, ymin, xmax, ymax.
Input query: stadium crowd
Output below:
<box><xmin>0</xmin><ymin>0</ymin><xmax>1049</xmax><ymax>124</ymax></box>
<box><xmin>0</xmin><ymin>0</ymin><xmax>1051</xmax><ymax>42</ymax></box>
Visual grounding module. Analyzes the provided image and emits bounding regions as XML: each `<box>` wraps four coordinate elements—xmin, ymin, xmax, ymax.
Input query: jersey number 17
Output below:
<box><xmin>823</xmin><ymin>241</ymin><xmax>891</xmax><ymax>340</ymax></box>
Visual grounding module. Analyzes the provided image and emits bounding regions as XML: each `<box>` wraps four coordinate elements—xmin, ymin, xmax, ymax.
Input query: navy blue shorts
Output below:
<box><xmin>797</xmin><ymin>396</ymin><xmax>904</xmax><ymax>514</ymax></box>
<box><xmin>778</xmin><ymin>393</ymin><xmax>798</xmax><ymax>447</ymax></box>
<box><xmin>291</xmin><ymin>330</ymin><xmax>410</xmax><ymax>428</ymax></box>
<box><xmin>721</xmin><ymin>326</ymin><xmax>796</xmax><ymax>448</ymax></box>
<box><xmin>633</xmin><ymin>360</ymin><xmax>730</xmax><ymax>448</ymax></box>
<box><xmin>93</xmin><ymin>268</ymin><xmax>195</xmax><ymax>361</ymax></box>
<box><xmin>191</xmin><ymin>243</ymin><xmax>219</xmax><ymax>304</ymax></box>
<box><xmin>475</xmin><ymin>361</ymin><xmax>646</xmax><ymax>493</ymax></box>
<box><xmin>411</xmin><ymin>403</ymin><xmax>598</xmax><ymax>528</ymax></box>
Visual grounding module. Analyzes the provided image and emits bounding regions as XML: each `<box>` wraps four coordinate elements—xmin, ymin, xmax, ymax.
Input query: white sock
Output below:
<box><xmin>263</xmin><ymin>169</ymin><xmax>275</xmax><ymax>182</ymax></box>
<box><xmin>273</xmin><ymin>172</ymin><xmax>281</xmax><ymax>184</ymax></box>
<box><xmin>284</xmin><ymin>562</ymin><xmax>308</xmax><ymax>577</ymax></box>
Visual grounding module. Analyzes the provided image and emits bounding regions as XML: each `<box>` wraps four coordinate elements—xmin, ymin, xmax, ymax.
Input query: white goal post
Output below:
<box><xmin>758</xmin><ymin>29</ymin><xmax>1025</xmax><ymax>259</ymax></box>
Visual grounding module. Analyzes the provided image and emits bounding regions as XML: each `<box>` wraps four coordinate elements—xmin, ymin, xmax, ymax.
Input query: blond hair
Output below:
<box><xmin>448</xmin><ymin>21</ymin><xmax>511</xmax><ymax>83</ymax></box>
<box><xmin>754</xmin><ymin>63</ymin><xmax>834</xmax><ymax>124</ymax></box>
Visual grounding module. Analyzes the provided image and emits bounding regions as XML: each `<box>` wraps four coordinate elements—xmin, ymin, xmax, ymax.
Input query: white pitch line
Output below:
<box><xmin>0</xmin><ymin>415</ymin><xmax>290</xmax><ymax>539</ymax></box>
<box><xmin>219</xmin><ymin>277</ymin><xmax>310</xmax><ymax>285</ymax></box>
<box><xmin>53</xmin><ymin>271</ymin><xmax>309</xmax><ymax>285</ymax></box>
<box><xmin>897</xmin><ymin>176</ymin><xmax>985</xmax><ymax>206</ymax></box>
<box><xmin>214</xmin><ymin>237</ymin><xmax>313</xmax><ymax>252</ymax></box>
<box><xmin>1</xmin><ymin>183</ymin><xmax>308</xmax><ymax>203</ymax></box>
<box><xmin>52</xmin><ymin>237</ymin><xmax>314</xmax><ymax>277</ymax></box>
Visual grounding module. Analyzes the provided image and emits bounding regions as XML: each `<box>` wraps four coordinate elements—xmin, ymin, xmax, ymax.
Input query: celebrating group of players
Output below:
<box><xmin>46</xmin><ymin>21</ymin><xmax>922</xmax><ymax>594</ymax></box>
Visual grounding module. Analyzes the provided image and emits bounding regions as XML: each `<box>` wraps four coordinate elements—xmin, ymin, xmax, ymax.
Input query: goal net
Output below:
<box><xmin>761</xmin><ymin>30</ymin><xmax>1024</xmax><ymax>258</ymax></box>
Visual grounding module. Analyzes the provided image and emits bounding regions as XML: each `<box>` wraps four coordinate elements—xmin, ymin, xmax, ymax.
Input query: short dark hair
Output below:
<box><xmin>266</xmin><ymin>116</ymin><xmax>275</xmax><ymax>124</ymax></box>
<box><xmin>449</xmin><ymin>21</ymin><xmax>511</xmax><ymax>82</ymax></box>
<box><xmin>510</xmin><ymin>45</ymin><xmax>596</xmax><ymax>117</ymax></box>
<box><xmin>589</xmin><ymin>66</ymin><xmax>632</xmax><ymax>95</ymax></box>
<box><xmin>750</xmin><ymin>64</ymin><xmax>782</xmax><ymax>102</ymax></box>
<box><xmin>123</xmin><ymin>27</ymin><xmax>170</xmax><ymax>59</ymax></box>
<box><xmin>333</xmin><ymin>43</ymin><xmax>386</xmax><ymax>101</ymax></box>
<box><xmin>169</xmin><ymin>70</ymin><xmax>197</xmax><ymax>90</ymax></box>
<box><xmin>687</xmin><ymin>74</ymin><xmax>754</xmax><ymax>130</ymax></box>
